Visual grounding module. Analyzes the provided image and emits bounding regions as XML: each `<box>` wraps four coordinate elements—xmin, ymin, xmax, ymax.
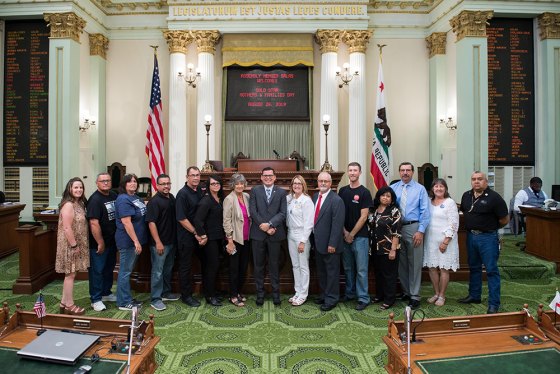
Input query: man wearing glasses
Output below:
<box><xmin>459</xmin><ymin>171</ymin><xmax>508</xmax><ymax>314</ymax></box>
<box><xmin>87</xmin><ymin>172</ymin><xmax>118</xmax><ymax>312</ymax></box>
<box><xmin>176</xmin><ymin>166</ymin><xmax>205</xmax><ymax>307</ymax></box>
<box><xmin>146</xmin><ymin>174</ymin><xmax>180</xmax><ymax>311</ymax></box>
<box><xmin>249</xmin><ymin>167</ymin><xmax>287</xmax><ymax>306</ymax></box>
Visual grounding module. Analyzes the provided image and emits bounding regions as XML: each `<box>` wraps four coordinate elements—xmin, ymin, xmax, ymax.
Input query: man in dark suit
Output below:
<box><xmin>312</xmin><ymin>171</ymin><xmax>346</xmax><ymax>311</ymax></box>
<box><xmin>249</xmin><ymin>167</ymin><xmax>287</xmax><ymax>306</ymax></box>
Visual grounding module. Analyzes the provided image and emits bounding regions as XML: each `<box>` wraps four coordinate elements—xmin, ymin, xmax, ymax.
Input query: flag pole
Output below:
<box><xmin>150</xmin><ymin>45</ymin><xmax>158</xmax><ymax>56</ymax></box>
<box><xmin>37</xmin><ymin>290</ymin><xmax>46</xmax><ymax>336</ymax></box>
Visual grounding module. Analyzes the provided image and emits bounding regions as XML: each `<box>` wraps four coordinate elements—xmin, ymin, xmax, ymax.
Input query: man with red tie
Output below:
<box><xmin>312</xmin><ymin>172</ymin><xmax>346</xmax><ymax>311</ymax></box>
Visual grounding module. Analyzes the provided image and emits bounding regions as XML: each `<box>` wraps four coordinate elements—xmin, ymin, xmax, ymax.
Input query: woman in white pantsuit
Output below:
<box><xmin>286</xmin><ymin>175</ymin><xmax>314</xmax><ymax>306</ymax></box>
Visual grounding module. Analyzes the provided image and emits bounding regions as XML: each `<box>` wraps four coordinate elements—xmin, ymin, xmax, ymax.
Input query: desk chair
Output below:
<box><xmin>136</xmin><ymin>177</ymin><xmax>152</xmax><ymax>199</ymax></box>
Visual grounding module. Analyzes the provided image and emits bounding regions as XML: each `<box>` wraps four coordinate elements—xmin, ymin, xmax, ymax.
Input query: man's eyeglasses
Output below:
<box><xmin>262</xmin><ymin>174</ymin><xmax>275</xmax><ymax>178</ymax></box>
<box><xmin>158</xmin><ymin>182</ymin><xmax>172</xmax><ymax>186</ymax></box>
<box><xmin>97</xmin><ymin>180</ymin><xmax>111</xmax><ymax>184</ymax></box>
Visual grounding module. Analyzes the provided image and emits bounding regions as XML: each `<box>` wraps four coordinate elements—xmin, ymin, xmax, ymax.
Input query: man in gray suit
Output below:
<box><xmin>312</xmin><ymin>172</ymin><xmax>346</xmax><ymax>311</ymax></box>
<box><xmin>249</xmin><ymin>167</ymin><xmax>287</xmax><ymax>306</ymax></box>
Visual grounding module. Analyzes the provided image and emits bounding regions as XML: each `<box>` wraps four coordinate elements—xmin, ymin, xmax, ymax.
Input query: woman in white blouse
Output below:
<box><xmin>423</xmin><ymin>178</ymin><xmax>460</xmax><ymax>307</ymax></box>
<box><xmin>286</xmin><ymin>175</ymin><xmax>314</xmax><ymax>306</ymax></box>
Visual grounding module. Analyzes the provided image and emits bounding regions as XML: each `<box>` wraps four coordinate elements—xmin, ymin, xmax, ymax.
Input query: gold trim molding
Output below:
<box><xmin>315</xmin><ymin>30</ymin><xmax>343</xmax><ymax>54</ymax></box>
<box><xmin>450</xmin><ymin>10</ymin><xmax>493</xmax><ymax>42</ymax></box>
<box><xmin>342</xmin><ymin>30</ymin><xmax>373</xmax><ymax>54</ymax></box>
<box><xmin>89</xmin><ymin>34</ymin><xmax>109</xmax><ymax>59</ymax></box>
<box><xmin>44</xmin><ymin>12</ymin><xmax>86</xmax><ymax>43</ymax></box>
<box><xmin>193</xmin><ymin>30</ymin><xmax>221</xmax><ymax>54</ymax></box>
<box><xmin>538</xmin><ymin>12</ymin><xmax>560</xmax><ymax>40</ymax></box>
<box><xmin>163</xmin><ymin>30</ymin><xmax>193</xmax><ymax>54</ymax></box>
<box><xmin>425</xmin><ymin>32</ymin><xmax>446</xmax><ymax>58</ymax></box>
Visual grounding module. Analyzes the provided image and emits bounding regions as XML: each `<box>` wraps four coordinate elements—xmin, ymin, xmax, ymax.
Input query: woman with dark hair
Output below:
<box><xmin>368</xmin><ymin>186</ymin><xmax>402</xmax><ymax>310</ymax></box>
<box><xmin>56</xmin><ymin>177</ymin><xmax>89</xmax><ymax>315</ymax></box>
<box><xmin>115</xmin><ymin>173</ymin><xmax>148</xmax><ymax>311</ymax></box>
<box><xmin>223</xmin><ymin>173</ymin><xmax>250</xmax><ymax>307</ymax></box>
<box><xmin>423</xmin><ymin>178</ymin><xmax>459</xmax><ymax>307</ymax></box>
<box><xmin>193</xmin><ymin>174</ymin><xmax>224</xmax><ymax>306</ymax></box>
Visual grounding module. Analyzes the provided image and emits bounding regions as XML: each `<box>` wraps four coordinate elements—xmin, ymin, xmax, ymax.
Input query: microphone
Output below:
<box><xmin>405</xmin><ymin>306</ymin><xmax>412</xmax><ymax>374</ymax></box>
<box><xmin>273</xmin><ymin>150</ymin><xmax>280</xmax><ymax>159</ymax></box>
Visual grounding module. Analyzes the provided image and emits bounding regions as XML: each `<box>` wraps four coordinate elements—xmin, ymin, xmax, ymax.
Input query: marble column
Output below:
<box><xmin>314</xmin><ymin>30</ymin><xmax>342</xmax><ymax>171</ymax></box>
<box><xmin>342</xmin><ymin>30</ymin><xmax>372</xmax><ymax>183</ymax></box>
<box><xmin>426</xmin><ymin>32</ymin><xmax>450</xmax><ymax>184</ymax></box>
<box><xmin>450</xmin><ymin>10</ymin><xmax>493</xmax><ymax>192</ymax></box>
<box><xmin>164</xmin><ymin>30</ymin><xmax>192</xmax><ymax>194</ymax></box>
<box><xmin>536</xmin><ymin>13</ymin><xmax>560</xmax><ymax>192</ymax></box>
<box><xmin>88</xmin><ymin>34</ymin><xmax>109</xmax><ymax>183</ymax></box>
<box><xmin>193</xmin><ymin>31</ymin><xmax>221</xmax><ymax>170</ymax></box>
<box><xmin>44</xmin><ymin>12</ymin><xmax>86</xmax><ymax>204</ymax></box>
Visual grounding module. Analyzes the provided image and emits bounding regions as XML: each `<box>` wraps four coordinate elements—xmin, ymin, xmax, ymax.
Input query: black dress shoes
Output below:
<box><xmin>182</xmin><ymin>296</ymin><xmax>201</xmax><ymax>307</ymax></box>
<box><xmin>206</xmin><ymin>297</ymin><xmax>222</xmax><ymax>307</ymax></box>
<box><xmin>256</xmin><ymin>297</ymin><xmax>264</xmax><ymax>306</ymax></box>
<box><xmin>355</xmin><ymin>302</ymin><xmax>369</xmax><ymax>311</ymax></box>
<box><xmin>399</xmin><ymin>294</ymin><xmax>411</xmax><ymax>302</ymax></box>
<box><xmin>408</xmin><ymin>299</ymin><xmax>420</xmax><ymax>310</ymax></box>
<box><xmin>458</xmin><ymin>296</ymin><xmax>482</xmax><ymax>304</ymax></box>
<box><xmin>314</xmin><ymin>298</ymin><xmax>325</xmax><ymax>305</ymax></box>
<box><xmin>487</xmin><ymin>306</ymin><xmax>499</xmax><ymax>314</ymax></box>
<box><xmin>320</xmin><ymin>303</ymin><xmax>336</xmax><ymax>312</ymax></box>
<box><xmin>273</xmin><ymin>297</ymin><xmax>281</xmax><ymax>306</ymax></box>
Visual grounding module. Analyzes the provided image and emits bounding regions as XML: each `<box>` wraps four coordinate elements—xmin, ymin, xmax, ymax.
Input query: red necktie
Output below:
<box><xmin>314</xmin><ymin>193</ymin><xmax>323</xmax><ymax>224</ymax></box>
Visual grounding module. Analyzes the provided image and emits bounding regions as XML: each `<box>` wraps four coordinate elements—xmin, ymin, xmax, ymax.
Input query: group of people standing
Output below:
<box><xmin>54</xmin><ymin>161</ymin><xmax>509</xmax><ymax>315</ymax></box>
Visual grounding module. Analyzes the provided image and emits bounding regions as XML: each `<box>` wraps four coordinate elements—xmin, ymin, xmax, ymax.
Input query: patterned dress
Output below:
<box><xmin>55</xmin><ymin>201</ymin><xmax>90</xmax><ymax>274</ymax></box>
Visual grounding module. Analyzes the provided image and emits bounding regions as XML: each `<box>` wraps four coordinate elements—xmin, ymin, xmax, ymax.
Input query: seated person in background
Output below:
<box><xmin>513</xmin><ymin>177</ymin><xmax>548</xmax><ymax>212</ymax></box>
<box><xmin>0</xmin><ymin>191</ymin><xmax>5</xmax><ymax>204</ymax></box>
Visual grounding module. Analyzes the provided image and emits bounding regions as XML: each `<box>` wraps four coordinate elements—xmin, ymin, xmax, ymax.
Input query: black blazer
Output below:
<box><xmin>249</xmin><ymin>184</ymin><xmax>287</xmax><ymax>241</ymax></box>
<box><xmin>312</xmin><ymin>191</ymin><xmax>345</xmax><ymax>255</ymax></box>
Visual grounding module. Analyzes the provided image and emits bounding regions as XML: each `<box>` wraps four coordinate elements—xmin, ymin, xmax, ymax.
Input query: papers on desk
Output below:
<box><xmin>40</xmin><ymin>209</ymin><xmax>58</xmax><ymax>214</ymax></box>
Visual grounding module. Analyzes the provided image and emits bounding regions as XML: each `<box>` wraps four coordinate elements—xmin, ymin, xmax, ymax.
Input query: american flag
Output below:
<box><xmin>34</xmin><ymin>293</ymin><xmax>46</xmax><ymax>319</ymax></box>
<box><xmin>145</xmin><ymin>54</ymin><xmax>166</xmax><ymax>193</ymax></box>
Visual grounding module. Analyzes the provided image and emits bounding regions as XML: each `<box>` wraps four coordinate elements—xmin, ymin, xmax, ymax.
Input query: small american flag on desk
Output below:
<box><xmin>33</xmin><ymin>292</ymin><xmax>46</xmax><ymax>318</ymax></box>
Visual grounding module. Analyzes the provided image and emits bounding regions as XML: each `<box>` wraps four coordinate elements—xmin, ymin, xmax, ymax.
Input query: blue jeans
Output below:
<box><xmin>117</xmin><ymin>246</ymin><xmax>138</xmax><ymax>306</ymax></box>
<box><xmin>150</xmin><ymin>244</ymin><xmax>176</xmax><ymax>302</ymax></box>
<box><xmin>467</xmin><ymin>231</ymin><xmax>501</xmax><ymax>308</ymax></box>
<box><xmin>342</xmin><ymin>236</ymin><xmax>370</xmax><ymax>303</ymax></box>
<box><xmin>88</xmin><ymin>245</ymin><xmax>117</xmax><ymax>303</ymax></box>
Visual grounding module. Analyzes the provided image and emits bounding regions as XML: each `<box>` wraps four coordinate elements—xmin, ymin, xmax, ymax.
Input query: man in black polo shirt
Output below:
<box><xmin>176</xmin><ymin>166</ymin><xmax>204</xmax><ymax>307</ymax></box>
<box><xmin>146</xmin><ymin>174</ymin><xmax>180</xmax><ymax>311</ymax></box>
<box><xmin>459</xmin><ymin>171</ymin><xmax>509</xmax><ymax>314</ymax></box>
<box><xmin>87</xmin><ymin>172</ymin><xmax>118</xmax><ymax>312</ymax></box>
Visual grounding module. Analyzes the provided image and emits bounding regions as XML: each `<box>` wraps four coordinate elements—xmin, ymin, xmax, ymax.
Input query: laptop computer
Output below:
<box><xmin>17</xmin><ymin>330</ymin><xmax>100</xmax><ymax>365</ymax></box>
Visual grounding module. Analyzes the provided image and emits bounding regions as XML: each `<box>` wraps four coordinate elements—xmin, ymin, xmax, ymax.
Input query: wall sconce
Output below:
<box><xmin>320</xmin><ymin>114</ymin><xmax>333</xmax><ymax>173</ymax></box>
<box><xmin>79</xmin><ymin>118</ymin><xmax>96</xmax><ymax>132</ymax></box>
<box><xmin>178</xmin><ymin>63</ymin><xmax>201</xmax><ymax>88</ymax></box>
<box><xmin>335</xmin><ymin>63</ymin><xmax>358</xmax><ymax>88</ymax></box>
<box><xmin>440</xmin><ymin>117</ymin><xmax>457</xmax><ymax>130</ymax></box>
<box><xmin>201</xmin><ymin>114</ymin><xmax>213</xmax><ymax>172</ymax></box>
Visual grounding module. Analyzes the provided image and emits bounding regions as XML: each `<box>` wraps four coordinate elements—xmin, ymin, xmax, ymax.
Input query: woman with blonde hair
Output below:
<box><xmin>56</xmin><ymin>177</ymin><xmax>89</xmax><ymax>315</ymax></box>
<box><xmin>286</xmin><ymin>175</ymin><xmax>314</xmax><ymax>306</ymax></box>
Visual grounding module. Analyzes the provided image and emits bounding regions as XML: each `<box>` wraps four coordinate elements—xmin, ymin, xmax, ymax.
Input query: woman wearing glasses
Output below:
<box><xmin>286</xmin><ymin>175</ymin><xmax>314</xmax><ymax>306</ymax></box>
<box><xmin>223</xmin><ymin>173</ymin><xmax>251</xmax><ymax>307</ymax></box>
<box><xmin>193</xmin><ymin>175</ymin><xmax>224</xmax><ymax>306</ymax></box>
<box><xmin>115</xmin><ymin>173</ymin><xmax>148</xmax><ymax>311</ymax></box>
<box><xmin>56</xmin><ymin>177</ymin><xmax>89</xmax><ymax>315</ymax></box>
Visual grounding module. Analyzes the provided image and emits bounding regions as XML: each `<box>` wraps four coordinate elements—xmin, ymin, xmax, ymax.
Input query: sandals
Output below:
<box><xmin>435</xmin><ymin>296</ymin><xmax>446</xmax><ymax>307</ymax></box>
<box><xmin>427</xmin><ymin>295</ymin><xmax>439</xmax><ymax>304</ymax></box>
<box><xmin>380</xmin><ymin>303</ymin><xmax>393</xmax><ymax>310</ymax></box>
<box><xmin>64</xmin><ymin>304</ymin><xmax>85</xmax><ymax>315</ymax></box>
<box><xmin>291</xmin><ymin>298</ymin><xmax>306</xmax><ymax>306</ymax></box>
<box><xmin>288</xmin><ymin>295</ymin><xmax>297</xmax><ymax>304</ymax></box>
<box><xmin>238</xmin><ymin>294</ymin><xmax>247</xmax><ymax>302</ymax></box>
<box><xmin>371</xmin><ymin>297</ymin><xmax>382</xmax><ymax>304</ymax></box>
<box><xmin>59</xmin><ymin>303</ymin><xmax>66</xmax><ymax>313</ymax></box>
<box><xmin>230</xmin><ymin>297</ymin><xmax>245</xmax><ymax>307</ymax></box>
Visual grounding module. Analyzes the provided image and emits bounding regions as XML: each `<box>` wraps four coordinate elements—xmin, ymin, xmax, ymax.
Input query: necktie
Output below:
<box><xmin>314</xmin><ymin>193</ymin><xmax>323</xmax><ymax>224</ymax></box>
<box><xmin>266</xmin><ymin>188</ymin><xmax>272</xmax><ymax>203</ymax></box>
<box><xmin>400</xmin><ymin>185</ymin><xmax>408</xmax><ymax>218</ymax></box>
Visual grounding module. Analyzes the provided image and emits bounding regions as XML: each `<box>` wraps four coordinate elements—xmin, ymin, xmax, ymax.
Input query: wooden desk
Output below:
<box><xmin>237</xmin><ymin>159</ymin><xmax>297</xmax><ymax>172</ymax></box>
<box><xmin>519</xmin><ymin>207</ymin><xmax>560</xmax><ymax>272</ymax></box>
<box><xmin>383</xmin><ymin>306</ymin><xmax>559</xmax><ymax>373</ymax></box>
<box><xmin>0</xmin><ymin>303</ymin><xmax>159</xmax><ymax>374</ymax></box>
<box><xmin>0</xmin><ymin>203</ymin><xmax>25</xmax><ymax>259</ymax></box>
<box><xmin>537</xmin><ymin>304</ymin><xmax>560</xmax><ymax>345</ymax></box>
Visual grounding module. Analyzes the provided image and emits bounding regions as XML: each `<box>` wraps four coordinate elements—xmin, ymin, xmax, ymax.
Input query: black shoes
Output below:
<box><xmin>458</xmin><ymin>296</ymin><xmax>482</xmax><ymax>304</ymax></box>
<box><xmin>487</xmin><ymin>306</ymin><xmax>499</xmax><ymax>314</ymax></box>
<box><xmin>408</xmin><ymin>299</ymin><xmax>420</xmax><ymax>310</ymax></box>
<box><xmin>182</xmin><ymin>296</ymin><xmax>201</xmax><ymax>307</ymax></box>
<box><xmin>314</xmin><ymin>298</ymin><xmax>325</xmax><ymax>305</ymax></box>
<box><xmin>399</xmin><ymin>294</ymin><xmax>411</xmax><ymax>302</ymax></box>
<box><xmin>320</xmin><ymin>303</ymin><xmax>336</xmax><ymax>312</ymax></box>
<box><xmin>355</xmin><ymin>302</ymin><xmax>368</xmax><ymax>311</ymax></box>
<box><xmin>256</xmin><ymin>297</ymin><xmax>264</xmax><ymax>306</ymax></box>
<box><xmin>273</xmin><ymin>297</ymin><xmax>281</xmax><ymax>306</ymax></box>
<box><xmin>206</xmin><ymin>297</ymin><xmax>222</xmax><ymax>307</ymax></box>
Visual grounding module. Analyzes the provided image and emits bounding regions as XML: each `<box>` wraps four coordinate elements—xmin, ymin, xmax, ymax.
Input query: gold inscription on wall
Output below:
<box><xmin>171</xmin><ymin>5</ymin><xmax>365</xmax><ymax>18</ymax></box>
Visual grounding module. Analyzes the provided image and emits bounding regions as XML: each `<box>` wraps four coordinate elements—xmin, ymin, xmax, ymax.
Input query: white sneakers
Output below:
<box><xmin>91</xmin><ymin>301</ymin><xmax>107</xmax><ymax>312</ymax></box>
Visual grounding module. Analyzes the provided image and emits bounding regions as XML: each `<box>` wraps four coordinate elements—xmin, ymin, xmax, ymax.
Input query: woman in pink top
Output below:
<box><xmin>223</xmin><ymin>173</ymin><xmax>251</xmax><ymax>307</ymax></box>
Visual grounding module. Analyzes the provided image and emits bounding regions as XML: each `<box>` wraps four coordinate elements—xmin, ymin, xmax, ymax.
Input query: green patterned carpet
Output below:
<box><xmin>0</xmin><ymin>236</ymin><xmax>559</xmax><ymax>373</ymax></box>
